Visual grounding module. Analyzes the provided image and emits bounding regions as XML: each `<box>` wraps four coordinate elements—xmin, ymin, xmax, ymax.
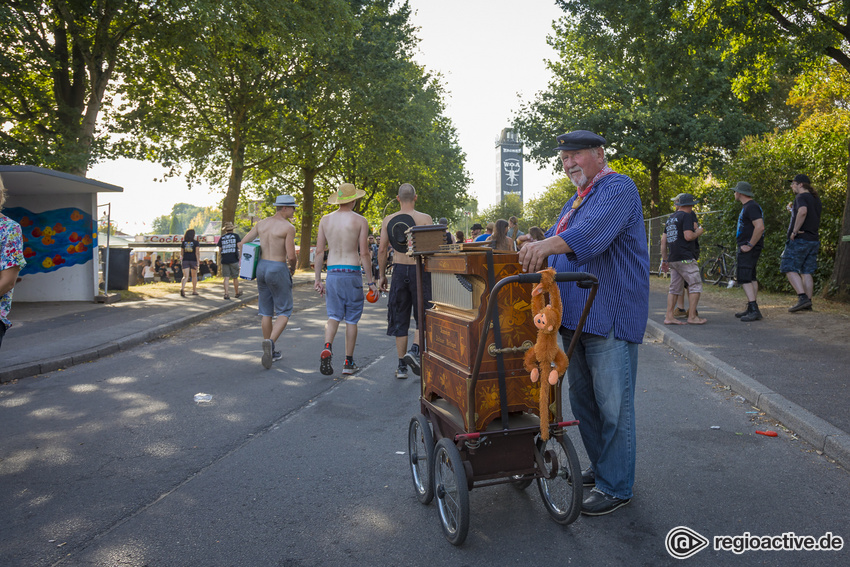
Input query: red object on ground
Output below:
<box><xmin>366</xmin><ymin>288</ymin><xmax>379</xmax><ymax>303</ymax></box>
<box><xmin>756</xmin><ymin>430</ymin><xmax>778</xmax><ymax>437</ymax></box>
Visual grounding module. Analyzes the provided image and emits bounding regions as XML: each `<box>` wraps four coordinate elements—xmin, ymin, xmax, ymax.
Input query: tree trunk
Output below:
<box><xmin>648</xmin><ymin>164</ymin><xmax>662</xmax><ymax>220</ymax></box>
<box><xmin>223</xmin><ymin>140</ymin><xmax>245</xmax><ymax>226</ymax></box>
<box><xmin>76</xmin><ymin>61</ymin><xmax>115</xmax><ymax>176</ymax></box>
<box><xmin>647</xmin><ymin>163</ymin><xmax>664</xmax><ymax>270</ymax></box>
<box><xmin>826</xmin><ymin>140</ymin><xmax>850</xmax><ymax>301</ymax></box>
<box><xmin>299</xmin><ymin>168</ymin><xmax>317</xmax><ymax>270</ymax></box>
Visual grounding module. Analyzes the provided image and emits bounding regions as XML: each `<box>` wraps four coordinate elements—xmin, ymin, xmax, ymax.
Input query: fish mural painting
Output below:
<box><xmin>4</xmin><ymin>207</ymin><xmax>96</xmax><ymax>275</ymax></box>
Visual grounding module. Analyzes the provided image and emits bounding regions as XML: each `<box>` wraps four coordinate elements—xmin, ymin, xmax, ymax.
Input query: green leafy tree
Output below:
<box><xmin>664</xmin><ymin>1</ymin><xmax>850</xmax><ymax>298</ymax></box>
<box><xmin>698</xmin><ymin>62</ymin><xmax>850</xmax><ymax>296</ymax></box>
<box><xmin>151</xmin><ymin>215</ymin><xmax>171</xmax><ymax>234</ymax></box>
<box><xmin>523</xmin><ymin>179</ymin><xmax>571</xmax><ymax>231</ymax></box>
<box><xmin>114</xmin><ymin>0</ymin><xmax>354</xmax><ymax>231</ymax></box>
<box><xmin>516</xmin><ymin>2</ymin><xmax>766</xmax><ymax>238</ymax></box>
<box><xmin>478</xmin><ymin>194</ymin><xmax>523</xmax><ymax>229</ymax></box>
<box><xmin>260</xmin><ymin>0</ymin><xmax>468</xmax><ymax>268</ymax></box>
<box><xmin>0</xmin><ymin>1</ymin><xmax>158</xmax><ymax>174</ymax></box>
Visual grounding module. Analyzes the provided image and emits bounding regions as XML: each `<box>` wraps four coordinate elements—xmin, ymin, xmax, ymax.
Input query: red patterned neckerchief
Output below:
<box><xmin>555</xmin><ymin>165</ymin><xmax>616</xmax><ymax>234</ymax></box>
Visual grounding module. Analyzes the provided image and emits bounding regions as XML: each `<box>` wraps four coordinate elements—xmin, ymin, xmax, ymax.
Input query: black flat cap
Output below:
<box><xmin>554</xmin><ymin>130</ymin><xmax>607</xmax><ymax>151</ymax></box>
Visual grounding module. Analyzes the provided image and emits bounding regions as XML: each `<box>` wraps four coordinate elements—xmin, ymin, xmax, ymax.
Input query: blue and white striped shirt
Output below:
<box><xmin>545</xmin><ymin>173</ymin><xmax>650</xmax><ymax>344</ymax></box>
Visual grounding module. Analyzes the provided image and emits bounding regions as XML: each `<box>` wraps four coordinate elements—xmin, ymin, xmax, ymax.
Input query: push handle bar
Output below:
<box><xmin>515</xmin><ymin>271</ymin><xmax>598</xmax><ymax>289</ymax></box>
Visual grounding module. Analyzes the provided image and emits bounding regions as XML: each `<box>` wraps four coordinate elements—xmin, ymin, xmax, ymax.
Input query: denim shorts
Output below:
<box><xmin>257</xmin><ymin>260</ymin><xmax>293</xmax><ymax>318</ymax></box>
<box><xmin>780</xmin><ymin>239</ymin><xmax>819</xmax><ymax>275</ymax></box>
<box><xmin>325</xmin><ymin>270</ymin><xmax>364</xmax><ymax>325</ymax></box>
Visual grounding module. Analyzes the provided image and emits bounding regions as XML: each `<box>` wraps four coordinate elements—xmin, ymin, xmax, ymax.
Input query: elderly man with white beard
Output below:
<box><xmin>518</xmin><ymin>130</ymin><xmax>649</xmax><ymax>516</ymax></box>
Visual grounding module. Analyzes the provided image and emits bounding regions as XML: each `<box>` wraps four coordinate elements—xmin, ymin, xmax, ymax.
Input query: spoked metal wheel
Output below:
<box><xmin>433</xmin><ymin>438</ymin><xmax>470</xmax><ymax>546</ymax></box>
<box><xmin>700</xmin><ymin>260</ymin><xmax>723</xmax><ymax>285</ymax></box>
<box><xmin>536</xmin><ymin>433</ymin><xmax>582</xmax><ymax>525</ymax></box>
<box><xmin>408</xmin><ymin>415</ymin><xmax>435</xmax><ymax>504</ymax></box>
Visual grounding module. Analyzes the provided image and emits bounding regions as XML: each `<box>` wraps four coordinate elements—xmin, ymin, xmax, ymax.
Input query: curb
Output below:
<box><xmin>645</xmin><ymin>319</ymin><xmax>850</xmax><ymax>470</ymax></box>
<box><xmin>0</xmin><ymin>276</ymin><xmax>317</xmax><ymax>383</ymax></box>
<box><xmin>0</xmin><ymin>293</ymin><xmax>259</xmax><ymax>382</ymax></box>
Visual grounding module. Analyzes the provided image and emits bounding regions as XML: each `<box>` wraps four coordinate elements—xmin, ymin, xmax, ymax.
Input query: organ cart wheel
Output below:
<box><xmin>536</xmin><ymin>433</ymin><xmax>582</xmax><ymax>525</ymax></box>
<box><xmin>408</xmin><ymin>415</ymin><xmax>435</xmax><ymax>504</ymax></box>
<box><xmin>433</xmin><ymin>438</ymin><xmax>470</xmax><ymax>546</ymax></box>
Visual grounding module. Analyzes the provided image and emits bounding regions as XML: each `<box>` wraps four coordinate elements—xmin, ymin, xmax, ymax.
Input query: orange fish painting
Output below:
<box><xmin>3</xmin><ymin>206</ymin><xmax>94</xmax><ymax>275</ymax></box>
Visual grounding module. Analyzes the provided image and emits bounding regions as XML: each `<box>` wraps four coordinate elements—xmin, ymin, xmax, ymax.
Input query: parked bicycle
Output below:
<box><xmin>700</xmin><ymin>244</ymin><xmax>737</xmax><ymax>286</ymax></box>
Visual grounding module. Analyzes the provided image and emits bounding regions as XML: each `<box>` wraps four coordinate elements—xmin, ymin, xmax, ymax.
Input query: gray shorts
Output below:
<box><xmin>221</xmin><ymin>262</ymin><xmax>239</xmax><ymax>278</ymax></box>
<box><xmin>257</xmin><ymin>260</ymin><xmax>293</xmax><ymax>318</ymax></box>
<box><xmin>325</xmin><ymin>270</ymin><xmax>365</xmax><ymax>325</ymax></box>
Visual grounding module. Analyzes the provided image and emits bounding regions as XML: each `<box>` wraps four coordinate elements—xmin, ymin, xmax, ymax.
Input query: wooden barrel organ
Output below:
<box><xmin>417</xmin><ymin>247</ymin><xmax>558</xmax><ymax>433</ymax></box>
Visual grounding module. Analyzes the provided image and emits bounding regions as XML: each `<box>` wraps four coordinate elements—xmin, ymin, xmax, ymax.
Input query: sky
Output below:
<box><xmin>88</xmin><ymin>0</ymin><xmax>566</xmax><ymax>235</ymax></box>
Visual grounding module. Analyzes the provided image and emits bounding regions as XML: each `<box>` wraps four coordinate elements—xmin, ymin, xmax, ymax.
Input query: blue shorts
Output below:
<box><xmin>387</xmin><ymin>264</ymin><xmax>432</xmax><ymax>337</ymax></box>
<box><xmin>780</xmin><ymin>239</ymin><xmax>819</xmax><ymax>275</ymax></box>
<box><xmin>325</xmin><ymin>270</ymin><xmax>365</xmax><ymax>325</ymax></box>
<box><xmin>257</xmin><ymin>260</ymin><xmax>293</xmax><ymax>318</ymax></box>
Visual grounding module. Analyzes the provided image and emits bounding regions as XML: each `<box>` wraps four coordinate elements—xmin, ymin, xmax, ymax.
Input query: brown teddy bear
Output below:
<box><xmin>523</xmin><ymin>268</ymin><xmax>569</xmax><ymax>440</ymax></box>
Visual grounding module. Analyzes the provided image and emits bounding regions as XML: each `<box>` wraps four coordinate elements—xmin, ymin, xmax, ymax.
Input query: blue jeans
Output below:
<box><xmin>560</xmin><ymin>328</ymin><xmax>638</xmax><ymax>500</ymax></box>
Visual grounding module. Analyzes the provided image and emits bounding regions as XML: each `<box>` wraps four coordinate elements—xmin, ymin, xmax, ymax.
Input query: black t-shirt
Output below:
<box><xmin>182</xmin><ymin>239</ymin><xmax>199</xmax><ymax>261</ymax></box>
<box><xmin>690</xmin><ymin>211</ymin><xmax>700</xmax><ymax>260</ymax></box>
<box><xmin>217</xmin><ymin>232</ymin><xmax>241</xmax><ymax>264</ymax></box>
<box><xmin>736</xmin><ymin>200</ymin><xmax>764</xmax><ymax>248</ymax></box>
<box><xmin>664</xmin><ymin>210</ymin><xmax>698</xmax><ymax>262</ymax></box>
<box><xmin>787</xmin><ymin>192</ymin><xmax>821</xmax><ymax>241</ymax></box>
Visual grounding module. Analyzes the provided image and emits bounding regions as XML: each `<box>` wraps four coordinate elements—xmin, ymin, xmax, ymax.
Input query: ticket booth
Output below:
<box><xmin>0</xmin><ymin>165</ymin><xmax>123</xmax><ymax>302</ymax></box>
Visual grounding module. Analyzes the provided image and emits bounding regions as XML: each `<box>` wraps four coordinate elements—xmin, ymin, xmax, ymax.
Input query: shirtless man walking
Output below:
<box><xmin>314</xmin><ymin>183</ymin><xmax>374</xmax><ymax>376</ymax></box>
<box><xmin>378</xmin><ymin>183</ymin><xmax>432</xmax><ymax>379</ymax></box>
<box><xmin>239</xmin><ymin>194</ymin><xmax>298</xmax><ymax>369</ymax></box>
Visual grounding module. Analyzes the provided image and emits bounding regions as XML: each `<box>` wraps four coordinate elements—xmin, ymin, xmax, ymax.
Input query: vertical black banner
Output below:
<box><xmin>500</xmin><ymin>143</ymin><xmax>523</xmax><ymax>201</ymax></box>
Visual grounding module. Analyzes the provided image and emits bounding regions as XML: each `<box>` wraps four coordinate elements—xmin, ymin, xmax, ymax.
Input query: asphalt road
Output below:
<box><xmin>1</xmin><ymin>285</ymin><xmax>847</xmax><ymax>566</ymax></box>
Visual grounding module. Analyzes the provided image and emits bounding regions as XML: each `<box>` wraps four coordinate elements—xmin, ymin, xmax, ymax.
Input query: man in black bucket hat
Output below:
<box><xmin>732</xmin><ymin>181</ymin><xmax>765</xmax><ymax>322</ymax></box>
<box><xmin>378</xmin><ymin>183</ymin><xmax>433</xmax><ymax>379</ymax></box>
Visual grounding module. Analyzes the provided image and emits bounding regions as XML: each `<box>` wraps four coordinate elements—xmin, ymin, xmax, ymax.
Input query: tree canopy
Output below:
<box><xmin>516</xmin><ymin>1</ymin><xmax>767</xmax><ymax>226</ymax></box>
<box><xmin>109</xmin><ymin>0</ymin><xmax>468</xmax><ymax>268</ymax></box>
<box><xmin>0</xmin><ymin>1</ymin><xmax>158</xmax><ymax>175</ymax></box>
